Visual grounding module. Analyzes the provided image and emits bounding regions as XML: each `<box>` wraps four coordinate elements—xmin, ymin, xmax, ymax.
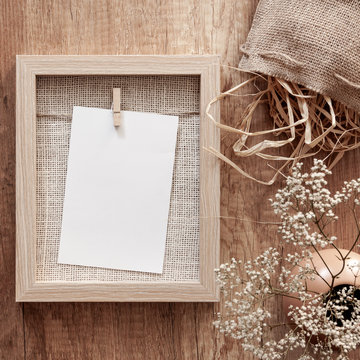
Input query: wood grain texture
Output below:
<box><xmin>2</xmin><ymin>0</ymin><xmax>359</xmax><ymax>359</ymax></box>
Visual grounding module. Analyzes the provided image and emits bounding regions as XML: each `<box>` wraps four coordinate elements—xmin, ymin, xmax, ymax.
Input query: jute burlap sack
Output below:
<box><xmin>239</xmin><ymin>0</ymin><xmax>360</xmax><ymax>113</ymax></box>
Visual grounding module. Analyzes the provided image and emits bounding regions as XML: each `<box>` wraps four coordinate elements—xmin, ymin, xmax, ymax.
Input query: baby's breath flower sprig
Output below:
<box><xmin>215</xmin><ymin>159</ymin><xmax>360</xmax><ymax>360</ymax></box>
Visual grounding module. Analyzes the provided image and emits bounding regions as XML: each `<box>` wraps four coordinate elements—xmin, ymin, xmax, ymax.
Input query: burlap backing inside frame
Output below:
<box><xmin>239</xmin><ymin>0</ymin><xmax>360</xmax><ymax>113</ymax></box>
<box><xmin>36</xmin><ymin>75</ymin><xmax>200</xmax><ymax>282</ymax></box>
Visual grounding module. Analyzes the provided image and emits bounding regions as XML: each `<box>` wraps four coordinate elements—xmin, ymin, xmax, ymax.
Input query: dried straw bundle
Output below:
<box><xmin>206</xmin><ymin>73</ymin><xmax>360</xmax><ymax>185</ymax></box>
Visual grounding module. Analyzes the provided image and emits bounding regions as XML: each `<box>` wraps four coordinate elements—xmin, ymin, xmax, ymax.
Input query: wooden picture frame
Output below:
<box><xmin>16</xmin><ymin>55</ymin><xmax>220</xmax><ymax>302</ymax></box>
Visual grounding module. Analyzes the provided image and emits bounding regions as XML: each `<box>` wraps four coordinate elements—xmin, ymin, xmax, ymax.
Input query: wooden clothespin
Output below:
<box><xmin>113</xmin><ymin>88</ymin><xmax>121</xmax><ymax>127</ymax></box>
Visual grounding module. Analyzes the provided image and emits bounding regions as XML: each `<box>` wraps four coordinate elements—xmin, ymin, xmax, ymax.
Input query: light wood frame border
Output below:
<box><xmin>16</xmin><ymin>55</ymin><xmax>220</xmax><ymax>302</ymax></box>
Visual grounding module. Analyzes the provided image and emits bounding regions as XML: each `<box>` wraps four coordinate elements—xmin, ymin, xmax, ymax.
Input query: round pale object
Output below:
<box><xmin>283</xmin><ymin>249</ymin><xmax>360</xmax><ymax>319</ymax></box>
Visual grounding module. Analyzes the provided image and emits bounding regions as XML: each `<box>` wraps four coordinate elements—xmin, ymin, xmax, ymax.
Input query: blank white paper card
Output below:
<box><xmin>58</xmin><ymin>106</ymin><xmax>179</xmax><ymax>273</ymax></box>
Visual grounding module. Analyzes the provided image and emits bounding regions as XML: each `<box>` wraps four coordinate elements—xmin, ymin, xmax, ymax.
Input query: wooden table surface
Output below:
<box><xmin>1</xmin><ymin>0</ymin><xmax>359</xmax><ymax>359</ymax></box>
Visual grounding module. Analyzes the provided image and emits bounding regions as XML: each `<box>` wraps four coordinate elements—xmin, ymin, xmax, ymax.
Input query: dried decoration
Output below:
<box><xmin>207</xmin><ymin>0</ymin><xmax>360</xmax><ymax>184</ymax></box>
<box><xmin>215</xmin><ymin>160</ymin><xmax>360</xmax><ymax>359</ymax></box>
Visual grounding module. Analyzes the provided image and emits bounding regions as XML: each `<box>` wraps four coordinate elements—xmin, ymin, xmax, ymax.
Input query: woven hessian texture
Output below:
<box><xmin>239</xmin><ymin>0</ymin><xmax>360</xmax><ymax>113</ymax></box>
<box><xmin>36</xmin><ymin>75</ymin><xmax>200</xmax><ymax>282</ymax></box>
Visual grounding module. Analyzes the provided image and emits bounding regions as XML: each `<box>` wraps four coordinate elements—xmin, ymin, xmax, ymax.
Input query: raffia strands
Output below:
<box><xmin>206</xmin><ymin>73</ymin><xmax>360</xmax><ymax>185</ymax></box>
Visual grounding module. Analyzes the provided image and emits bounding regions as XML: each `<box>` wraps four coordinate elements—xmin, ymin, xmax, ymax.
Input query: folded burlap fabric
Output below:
<box><xmin>207</xmin><ymin>0</ymin><xmax>360</xmax><ymax>184</ymax></box>
<box><xmin>239</xmin><ymin>0</ymin><xmax>360</xmax><ymax>113</ymax></box>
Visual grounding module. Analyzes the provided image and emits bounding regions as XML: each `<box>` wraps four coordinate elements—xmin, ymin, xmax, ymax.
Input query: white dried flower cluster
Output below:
<box><xmin>215</xmin><ymin>160</ymin><xmax>360</xmax><ymax>360</ymax></box>
<box><xmin>270</xmin><ymin>159</ymin><xmax>343</xmax><ymax>249</ymax></box>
